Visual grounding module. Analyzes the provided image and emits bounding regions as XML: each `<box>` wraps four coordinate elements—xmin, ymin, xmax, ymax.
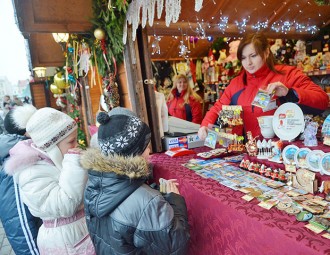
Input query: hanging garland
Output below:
<box><xmin>314</xmin><ymin>0</ymin><xmax>330</xmax><ymax>5</ymax></box>
<box><xmin>48</xmin><ymin>35</ymin><xmax>88</xmax><ymax>148</ymax></box>
<box><xmin>67</xmin><ymin>93</ymin><xmax>88</xmax><ymax>149</ymax></box>
<box><xmin>89</xmin><ymin>0</ymin><xmax>130</xmax><ymax>77</ymax></box>
<box><xmin>48</xmin><ymin>1</ymin><xmax>131</xmax><ymax>147</ymax></box>
<box><xmin>82</xmin><ymin>0</ymin><xmax>131</xmax><ymax>111</ymax></box>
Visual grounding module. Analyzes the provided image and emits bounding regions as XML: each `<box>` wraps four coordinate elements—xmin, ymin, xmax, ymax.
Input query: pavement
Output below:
<box><xmin>0</xmin><ymin>220</ymin><xmax>14</xmax><ymax>255</ymax></box>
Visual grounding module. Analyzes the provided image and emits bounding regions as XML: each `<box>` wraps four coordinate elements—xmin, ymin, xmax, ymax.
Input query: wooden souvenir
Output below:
<box><xmin>292</xmin><ymin>168</ymin><xmax>318</xmax><ymax>194</ymax></box>
<box><xmin>259</xmin><ymin>164</ymin><xmax>266</xmax><ymax>176</ymax></box>
<box><xmin>245</xmin><ymin>131</ymin><xmax>258</xmax><ymax>156</ymax></box>
<box><xmin>278</xmin><ymin>169</ymin><xmax>287</xmax><ymax>182</ymax></box>
<box><xmin>239</xmin><ymin>159</ymin><xmax>245</xmax><ymax>168</ymax></box>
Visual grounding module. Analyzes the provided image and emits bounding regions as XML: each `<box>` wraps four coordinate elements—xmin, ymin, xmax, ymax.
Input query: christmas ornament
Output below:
<box><xmin>78</xmin><ymin>42</ymin><xmax>91</xmax><ymax>76</ymax></box>
<box><xmin>50</xmin><ymin>84</ymin><xmax>63</xmax><ymax>95</ymax></box>
<box><xmin>94</xmin><ymin>28</ymin><xmax>106</xmax><ymax>40</ymax></box>
<box><xmin>54</xmin><ymin>95</ymin><xmax>67</xmax><ymax>108</ymax></box>
<box><xmin>102</xmin><ymin>73</ymin><xmax>120</xmax><ymax>109</ymax></box>
<box><xmin>207</xmin><ymin>36</ymin><xmax>214</xmax><ymax>42</ymax></box>
<box><xmin>74</xmin><ymin>86</ymin><xmax>82</xmax><ymax>106</ymax></box>
<box><xmin>54</xmin><ymin>73</ymin><xmax>69</xmax><ymax>89</ymax></box>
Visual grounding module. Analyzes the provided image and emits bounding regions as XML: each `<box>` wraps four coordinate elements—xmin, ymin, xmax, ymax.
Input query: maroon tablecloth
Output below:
<box><xmin>150</xmin><ymin>147</ymin><xmax>330</xmax><ymax>255</ymax></box>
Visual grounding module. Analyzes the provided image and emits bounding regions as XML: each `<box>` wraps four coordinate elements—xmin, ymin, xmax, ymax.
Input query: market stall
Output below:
<box><xmin>150</xmin><ymin>99</ymin><xmax>330</xmax><ymax>254</ymax></box>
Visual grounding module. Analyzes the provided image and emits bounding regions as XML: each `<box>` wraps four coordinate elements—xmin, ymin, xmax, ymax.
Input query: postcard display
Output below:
<box><xmin>181</xmin><ymin>103</ymin><xmax>330</xmax><ymax>236</ymax></box>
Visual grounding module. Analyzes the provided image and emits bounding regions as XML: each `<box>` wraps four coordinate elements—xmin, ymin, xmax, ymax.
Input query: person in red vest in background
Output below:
<box><xmin>167</xmin><ymin>74</ymin><xmax>203</xmax><ymax>124</ymax></box>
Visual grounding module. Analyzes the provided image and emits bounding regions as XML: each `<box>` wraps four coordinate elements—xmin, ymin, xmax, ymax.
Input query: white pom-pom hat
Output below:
<box><xmin>13</xmin><ymin>105</ymin><xmax>77</xmax><ymax>151</ymax></box>
<box><xmin>12</xmin><ymin>104</ymin><xmax>37</xmax><ymax>129</ymax></box>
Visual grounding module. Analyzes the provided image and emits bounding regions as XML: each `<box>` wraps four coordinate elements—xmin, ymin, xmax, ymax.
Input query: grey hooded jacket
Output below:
<box><xmin>80</xmin><ymin>148</ymin><xmax>190</xmax><ymax>255</ymax></box>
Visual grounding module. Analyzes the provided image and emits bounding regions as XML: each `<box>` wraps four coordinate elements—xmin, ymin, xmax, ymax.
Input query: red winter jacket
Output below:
<box><xmin>201</xmin><ymin>64</ymin><xmax>329</xmax><ymax>137</ymax></box>
<box><xmin>167</xmin><ymin>89</ymin><xmax>203</xmax><ymax>124</ymax></box>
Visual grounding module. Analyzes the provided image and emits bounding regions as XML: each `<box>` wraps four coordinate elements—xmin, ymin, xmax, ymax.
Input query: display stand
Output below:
<box><xmin>244</xmin><ymin>140</ymin><xmax>330</xmax><ymax>185</ymax></box>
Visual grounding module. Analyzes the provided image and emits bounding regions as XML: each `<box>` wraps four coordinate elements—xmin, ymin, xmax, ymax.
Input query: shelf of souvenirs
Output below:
<box><xmin>203</xmin><ymin>81</ymin><xmax>229</xmax><ymax>86</ymax></box>
<box><xmin>304</xmin><ymin>69</ymin><xmax>330</xmax><ymax>76</ymax></box>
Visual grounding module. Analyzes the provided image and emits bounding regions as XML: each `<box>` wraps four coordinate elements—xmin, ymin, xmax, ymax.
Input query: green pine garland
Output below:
<box><xmin>89</xmin><ymin>0</ymin><xmax>131</xmax><ymax>77</ymax></box>
<box><xmin>67</xmin><ymin>93</ymin><xmax>87</xmax><ymax>149</ymax></box>
<box><xmin>314</xmin><ymin>0</ymin><xmax>330</xmax><ymax>6</ymax></box>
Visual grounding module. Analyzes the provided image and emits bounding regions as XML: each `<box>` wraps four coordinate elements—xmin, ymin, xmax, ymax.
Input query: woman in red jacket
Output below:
<box><xmin>198</xmin><ymin>33</ymin><xmax>329</xmax><ymax>139</ymax></box>
<box><xmin>167</xmin><ymin>74</ymin><xmax>203</xmax><ymax>124</ymax></box>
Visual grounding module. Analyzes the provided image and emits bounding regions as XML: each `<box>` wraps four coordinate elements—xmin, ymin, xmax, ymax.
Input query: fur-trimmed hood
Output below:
<box><xmin>80</xmin><ymin>148</ymin><xmax>150</xmax><ymax>178</ymax></box>
<box><xmin>81</xmin><ymin>148</ymin><xmax>151</xmax><ymax>217</ymax></box>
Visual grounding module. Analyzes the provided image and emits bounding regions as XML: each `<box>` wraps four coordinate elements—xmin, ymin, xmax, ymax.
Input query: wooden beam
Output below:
<box><xmin>140</xmin><ymin>29</ymin><xmax>163</xmax><ymax>152</ymax></box>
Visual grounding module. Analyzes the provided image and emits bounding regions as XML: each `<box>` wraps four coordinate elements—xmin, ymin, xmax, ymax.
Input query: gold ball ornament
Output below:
<box><xmin>212</xmin><ymin>49</ymin><xmax>216</xmax><ymax>54</ymax></box>
<box><xmin>54</xmin><ymin>73</ymin><xmax>69</xmax><ymax>89</ymax></box>
<box><xmin>94</xmin><ymin>28</ymin><xmax>106</xmax><ymax>40</ymax></box>
<box><xmin>223</xmin><ymin>37</ymin><xmax>228</xmax><ymax>42</ymax></box>
<box><xmin>50</xmin><ymin>84</ymin><xmax>63</xmax><ymax>95</ymax></box>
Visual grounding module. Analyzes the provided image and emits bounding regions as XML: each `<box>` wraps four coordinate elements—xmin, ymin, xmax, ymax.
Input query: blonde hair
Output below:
<box><xmin>167</xmin><ymin>74</ymin><xmax>202</xmax><ymax>104</ymax></box>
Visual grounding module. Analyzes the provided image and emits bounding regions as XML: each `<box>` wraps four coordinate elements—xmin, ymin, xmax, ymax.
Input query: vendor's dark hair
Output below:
<box><xmin>237</xmin><ymin>33</ymin><xmax>283</xmax><ymax>85</ymax></box>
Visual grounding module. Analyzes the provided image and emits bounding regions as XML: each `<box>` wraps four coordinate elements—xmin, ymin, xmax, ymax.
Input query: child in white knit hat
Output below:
<box><xmin>5</xmin><ymin>104</ymin><xmax>95</xmax><ymax>255</ymax></box>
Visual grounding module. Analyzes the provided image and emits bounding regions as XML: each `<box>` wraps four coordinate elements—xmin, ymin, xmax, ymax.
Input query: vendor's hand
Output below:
<box><xmin>198</xmin><ymin>126</ymin><xmax>208</xmax><ymax>140</ymax></box>
<box><xmin>265</xmin><ymin>82</ymin><xmax>289</xmax><ymax>97</ymax></box>
<box><xmin>166</xmin><ymin>179</ymin><xmax>180</xmax><ymax>195</ymax></box>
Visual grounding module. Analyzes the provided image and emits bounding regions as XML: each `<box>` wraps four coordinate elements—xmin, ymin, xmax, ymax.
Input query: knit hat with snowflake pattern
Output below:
<box><xmin>97</xmin><ymin>110</ymin><xmax>151</xmax><ymax>157</ymax></box>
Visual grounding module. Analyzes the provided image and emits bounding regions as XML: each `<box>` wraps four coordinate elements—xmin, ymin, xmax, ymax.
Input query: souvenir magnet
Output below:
<box><xmin>285</xmin><ymin>207</ymin><xmax>301</xmax><ymax>215</ymax></box>
<box><xmin>276</xmin><ymin>202</ymin><xmax>292</xmax><ymax>210</ymax></box>
<box><xmin>296</xmin><ymin>211</ymin><xmax>313</xmax><ymax>222</ymax></box>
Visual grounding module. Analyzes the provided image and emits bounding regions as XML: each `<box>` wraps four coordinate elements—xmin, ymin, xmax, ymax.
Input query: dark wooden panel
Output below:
<box><xmin>13</xmin><ymin>0</ymin><xmax>92</xmax><ymax>34</ymax></box>
<box><xmin>29</xmin><ymin>33</ymin><xmax>65</xmax><ymax>67</ymax></box>
<box><xmin>30</xmin><ymin>82</ymin><xmax>47</xmax><ymax>108</ymax></box>
<box><xmin>29</xmin><ymin>80</ymin><xmax>60</xmax><ymax>109</ymax></box>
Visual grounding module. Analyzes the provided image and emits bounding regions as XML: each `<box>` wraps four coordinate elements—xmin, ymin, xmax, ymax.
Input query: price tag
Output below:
<box><xmin>322</xmin><ymin>233</ymin><xmax>330</xmax><ymax>239</ymax></box>
<box><xmin>258</xmin><ymin>199</ymin><xmax>278</xmax><ymax>210</ymax></box>
<box><xmin>285</xmin><ymin>164</ymin><xmax>296</xmax><ymax>173</ymax></box>
<box><xmin>305</xmin><ymin>223</ymin><xmax>324</xmax><ymax>234</ymax></box>
<box><xmin>242</xmin><ymin>194</ymin><xmax>254</xmax><ymax>201</ymax></box>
